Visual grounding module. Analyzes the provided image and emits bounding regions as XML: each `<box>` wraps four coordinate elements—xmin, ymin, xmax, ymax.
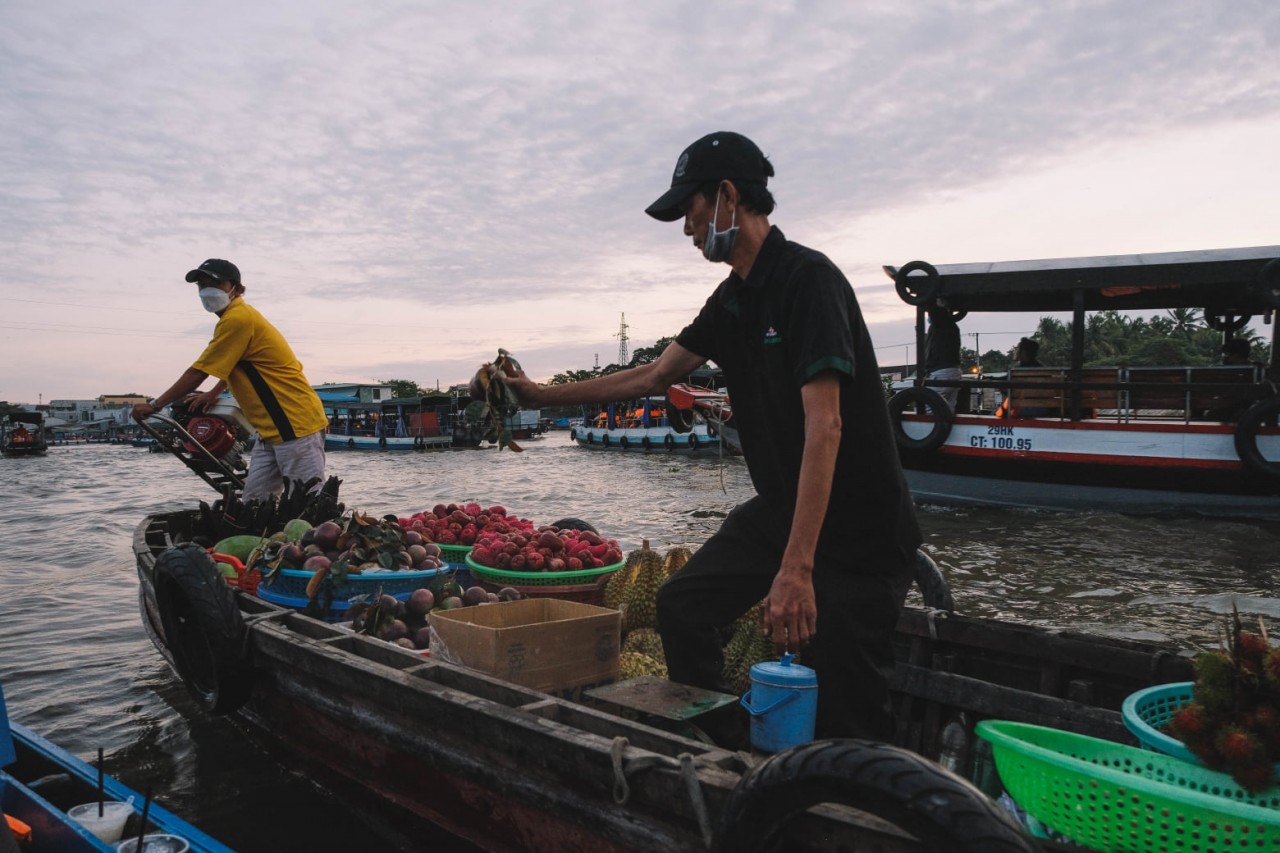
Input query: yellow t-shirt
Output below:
<box><xmin>192</xmin><ymin>298</ymin><xmax>328</xmax><ymax>444</ymax></box>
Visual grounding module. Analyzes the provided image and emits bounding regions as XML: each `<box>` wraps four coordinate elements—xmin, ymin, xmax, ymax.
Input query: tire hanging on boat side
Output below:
<box><xmin>1234</xmin><ymin>397</ymin><xmax>1280</xmax><ymax>480</ymax></box>
<box><xmin>154</xmin><ymin>544</ymin><xmax>254</xmax><ymax>715</ymax></box>
<box><xmin>709</xmin><ymin>739</ymin><xmax>1037</xmax><ymax>853</ymax></box>
<box><xmin>889</xmin><ymin>387</ymin><xmax>953</xmax><ymax>453</ymax></box>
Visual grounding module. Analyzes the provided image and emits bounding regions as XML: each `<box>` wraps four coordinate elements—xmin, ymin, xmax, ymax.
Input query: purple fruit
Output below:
<box><xmin>412</xmin><ymin>626</ymin><xmax>432</xmax><ymax>649</ymax></box>
<box><xmin>497</xmin><ymin>586</ymin><xmax>522</xmax><ymax>601</ymax></box>
<box><xmin>403</xmin><ymin>530</ymin><xmax>423</xmax><ymax>547</ymax></box>
<box><xmin>407</xmin><ymin>544</ymin><xmax>428</xmax><ymax>565</ymax></box>
<box><xmin>385</xmin><ymin>619</ymin><xmax>409</xmax><ymax>641</ymax></box>
<box><xmin>422</xmin><ymin>543</ymin><xmax>441</xmax><ymax>558</ymax></box>
<box><xmin>462</xmin><ymin>586</ymin><xmax>489</xmax><ymax>607</ymax></box>
<box><xmin>377</xmin><ymin>593</ymin><xmax>399</xmax><ymax>612</ymax></box>
<box><xmin>442</xmin><ymin>596</ymin><xmax>463</xmax><ymax>610</ymax></box>
<box><xmin>487</xmin><ymin>592</ymin><xmax>500</xmax><ymax>602</ymax></box>
<box><xmin>313</xmin><ymin>520</ymin><xmax>342</xmax><ymax>551</ymax></box>
<box><xmin>304</xmin><ymin>555</ymin><xmax>331</xmax><ymax>573</ymax></box>
<box><xmin>394</xmin><ymin>638</ymin><xmax>416</xmax><ymax>649</ymax></box>
<box><xmin>281</xmin><ymin>543</ymin><xmax>305</xmax><ymax>567</ymax></box>
<box><xmin>406</xmin><ymin>588</ymin><xmax>434</xmax><ymax>616</ymax></box>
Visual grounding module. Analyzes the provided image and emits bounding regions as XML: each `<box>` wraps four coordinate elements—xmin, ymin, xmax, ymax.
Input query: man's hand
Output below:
<box><xmin>188</xmin><ymin>389</ymin><xmax>221</xmax><ymax>413</ymax></box>
<box><xmin>505</xmin><ymin>368</ymin><xmax>543</xmax><ymax>407</ymax></box>
<box><xmin>132</xmin><ymin>402</ymin><xmax>156</xmax><ymax>421</ymax></box>
<box><xmin>762</xmin><ymin>563</ymin><xmax>818</xmax><ymax>652</ymax></box>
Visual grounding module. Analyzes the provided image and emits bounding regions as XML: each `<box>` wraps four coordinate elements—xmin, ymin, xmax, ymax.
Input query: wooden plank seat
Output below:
<box><xmin>1007</xmin><ymin>368</ymin><xmax>1065</xmax><ymax>417</ymax></box>
<box><xmin>1125</xmin><ymin>365</ymin><xmax>1259</xmax><ymax>420</ymax></box>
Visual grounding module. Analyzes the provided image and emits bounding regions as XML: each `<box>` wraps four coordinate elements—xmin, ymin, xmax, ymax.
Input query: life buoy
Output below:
<box><xmin>347</xmin><ymin>438</ymin><xmax>355</xmax><ymax>450</ymax></box>
<box><xmin>153</xmin><ymin>544</ymin><xmax>254</xmax><ymax>715</ymax></box>
<box><xmin>1234</xmin><ymin>397</ymin><xmax>1280</xmax><ymax>480</ymax></box>
<box><xmin>914</xmin><ymin>549</ymin><xmax>955</xmax><ymax>612</ymax></box>
<box><xmin>710</xmin><ymin>739</ymin><xmax>1034</xmax><ymax>853</ymax></box>
<box><xmin>664</xmin><ymin>434</ymin><xmax>675</xmax><ymax>451</ymax></box>
<box><xmin>620</xmin><ymin>436</ymin><xmax>630</xmax><ymax>449</ymax></box>
<box><xmin>602</xmin><ymin>434</ymin><xmax>611</xmax><ymax>448</ymax></box>
<box><xmin>888</xmin><ymin>387</ymin><xmax>953</xmax><ymax>453</ymax></box>
<box><xmin>893</xmin><ymin>260</ymin><xmax>940</xmax><ymax>306</ymax></box>
<box><xmin>641</xmin><ymin>436</ymin><xmax>652</xmax><ymax>451</ymax></box>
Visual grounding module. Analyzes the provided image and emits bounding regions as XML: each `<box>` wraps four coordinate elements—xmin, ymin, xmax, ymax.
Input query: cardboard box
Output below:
<box><xmin>428</xmin><ymin>598</ymin><xmax>620</xmax><ymax>701</ymax></box>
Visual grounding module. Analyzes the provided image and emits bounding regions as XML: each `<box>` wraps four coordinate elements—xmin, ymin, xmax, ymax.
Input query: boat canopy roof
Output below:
<box><xmin>6</xmin><ymin>411</ymin><xmax>43</xmax><ymax>426</ymax></box>
<box><xmin>884</xmin><ymin>245</ymin><xmax>1280</xmax><ymax>314</ymax></box>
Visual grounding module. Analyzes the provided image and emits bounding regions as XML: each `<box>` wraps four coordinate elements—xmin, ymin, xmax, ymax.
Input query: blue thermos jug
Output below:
<box><xmin>739</xmin><ymin>653</ymin><xmax>818</xmax><ymax>752</ymax></box>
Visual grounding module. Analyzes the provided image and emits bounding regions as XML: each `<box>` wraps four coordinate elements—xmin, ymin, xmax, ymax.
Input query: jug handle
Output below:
<box><xmin>740</xmin><ymin>688</ymin><xmax>800</xmax><ymax>717</ymax></box>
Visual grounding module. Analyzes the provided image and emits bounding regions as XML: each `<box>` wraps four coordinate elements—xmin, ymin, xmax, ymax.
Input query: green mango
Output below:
<box><xmin>283</xmin><ymin>518</ymin><xmax>313</xmax><ymax>543</ymax></box>
<box><xmin>216</xmin><ymin>561</ymin><xmax>239</xmax><ymax>579</ymax></box>
<box><xmin>212</xmin><ymin>534</ymin><xmax>266</xmax><ymax>562</ymax></box>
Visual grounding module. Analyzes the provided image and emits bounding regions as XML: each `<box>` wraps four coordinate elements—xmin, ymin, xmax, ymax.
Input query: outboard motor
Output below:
<box><xmin>170</xmin><ymin>397</ymin><xmax>255</xmax><ymax>473</ymax></box>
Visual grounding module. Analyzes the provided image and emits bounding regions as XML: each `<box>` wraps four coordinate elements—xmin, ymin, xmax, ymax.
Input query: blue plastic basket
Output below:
<box><xmin>260</xmin><ymin>565</ymin><xmax>443</xmax><ymax>600</ymax></box>
<box><xmin>1124</xmin><ymin>682</ymin><xmax>1280</xmax><ymax>774</ymax></box>
<box><xmin>253</xmin><ymin>583</ymin><xmax>410</xmax><ymax>623</ymax></box>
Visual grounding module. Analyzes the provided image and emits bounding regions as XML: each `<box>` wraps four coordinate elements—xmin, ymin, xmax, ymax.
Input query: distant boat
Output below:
<box><xmin>569</xmin><ymin>395</ymin><xmax>725</xmax><ymax>453</ymax></box>
<box><xmin>883</xmin><ymin>245</ymin><xmax>1280</xmax><ymax>519</ymax></box>
<box><xmin>2</xmin><ymin>412</ymin><xmax>48</xmax><ymax>457</ymax></box>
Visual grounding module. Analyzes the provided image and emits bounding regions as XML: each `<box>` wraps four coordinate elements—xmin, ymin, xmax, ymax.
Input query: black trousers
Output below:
<box><xmin>655</xmin><ymin>496</ymin><xmax>913</xmax><ymax>741</ymax></box>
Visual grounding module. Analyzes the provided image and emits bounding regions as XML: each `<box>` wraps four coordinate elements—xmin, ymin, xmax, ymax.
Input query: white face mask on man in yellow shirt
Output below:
<box><xmin>198</xmin><ymin>286</ymin><xmax>232</xmax><ymax>314</ymax></box>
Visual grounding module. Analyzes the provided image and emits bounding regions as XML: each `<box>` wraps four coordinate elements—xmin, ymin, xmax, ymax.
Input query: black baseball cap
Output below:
<box><xmin>185</xmin><ymin>259</ymin><xmax>241</xmax><ymax>284</ymax></box>
<box><xmin>645</xmin><ymin>131</ymin><xmax>770</xmax><ymax>222</ymax></box>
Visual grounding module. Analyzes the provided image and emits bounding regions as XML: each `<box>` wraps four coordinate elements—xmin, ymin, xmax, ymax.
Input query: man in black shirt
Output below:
<box><xmin>509</xmin><ymin>132</ymin><xmax>921</xmax><ymax>742</ymax></box>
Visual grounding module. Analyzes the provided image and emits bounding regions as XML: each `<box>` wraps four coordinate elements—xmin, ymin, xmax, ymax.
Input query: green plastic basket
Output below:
<box><xmin>977</xmin><ymin>719</ymin><xmax>1280</xmax><ymax>852</ymax></box>
<box><xmin>464</xmin><ymin>553</ymin><xmax>623</xmax><ymax>586</ymax></box>
<box><xmin>436</xmin><ymin>543</ymin><xmax>473</xmax><ymax>566</ymax></box>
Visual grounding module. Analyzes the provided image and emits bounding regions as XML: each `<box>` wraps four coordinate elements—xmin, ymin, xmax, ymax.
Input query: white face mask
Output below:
<box><xmin>702</xmin><ymin>187</ymin><xmax>738</xmax><ymax>263</ymax></box>
<box><xmin>199</xmin><ymin>286</ymin><xmax>231</xmax><ymax>314</ymax></box>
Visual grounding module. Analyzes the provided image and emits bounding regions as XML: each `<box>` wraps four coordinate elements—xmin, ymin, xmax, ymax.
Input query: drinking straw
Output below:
<box><xmin>133</xmin><ymin>786</ymin><xmax>152</xmax><ymax>851</ymax></box>
<box><xmin>97</xmin><ymin>748</ymin><xmax>104</xmax><ymax>817</ymax></box>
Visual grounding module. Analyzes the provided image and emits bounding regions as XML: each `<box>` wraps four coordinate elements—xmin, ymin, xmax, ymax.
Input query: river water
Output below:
<box><xmin>2</xmin><ymin>438</ymin><xmax>1279</xmax><ymax>850</ymax></box>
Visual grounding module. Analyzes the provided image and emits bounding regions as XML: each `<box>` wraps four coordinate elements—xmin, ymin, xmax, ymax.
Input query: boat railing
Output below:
<box><xmin>917</xmin><ymin>364</ymin><xmax>1272</xmax><ymax>422</ymax></box>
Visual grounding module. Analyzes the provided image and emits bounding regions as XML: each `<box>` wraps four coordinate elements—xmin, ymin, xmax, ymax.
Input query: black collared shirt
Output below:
<box><xmin>676</xmin><ymin>226</ymin><xmax>920</xmax><ymax>566</ymax></box>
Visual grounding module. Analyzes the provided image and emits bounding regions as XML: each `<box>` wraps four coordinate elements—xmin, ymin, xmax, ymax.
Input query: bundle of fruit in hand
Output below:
<box><xmin>397</xmin><ymin>502</ymin><xmax>535</xmax><ymax>547</ymax></box>
<box><xmin>466</xmin><ymin>348</ymin><xmax>525</xmax><ymax>452</ymax></box>
<box><xmin>1167</xmin><ymin>609</ymin><xmax>1280</xmax><ymax>791</ymax></box>
<box><xmin>346</xmin><ymin>581</ymin><xmax>525</xmax><ymax>652</ymax></box>
<box><xmin>469</xmin><ymin>525</ymin><xmax>623</xmax><ymax>572</ymax></box>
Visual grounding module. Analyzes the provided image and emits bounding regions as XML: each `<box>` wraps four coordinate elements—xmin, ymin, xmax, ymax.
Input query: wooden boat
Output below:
<box><xmin>133</xmin><ymin>504</ymin><xmax>1200</xmax><ymax>852</ymax></box>
<box><xmin>571</xmin><ymin>397</ymin><xmax>723</xmax><ymax>454</ymax></box>
<box><xmin>324</xmin><ymin>393</ymin><xmax>453</xmax><ymax>451</ymax></box>
<box><xmin>2</xmin><ymin>412</ymin><xmax>48</xmax><ymax>457</ymax></box>
<box><xmin>884</xmin><ymin>246</ymin><xmax>1280</xmax><ymax>520</ymax></box>
<box><xmin>1</xmin><ymin>680</ymin><xmax>230</xmax><ymax>852</ymax></box>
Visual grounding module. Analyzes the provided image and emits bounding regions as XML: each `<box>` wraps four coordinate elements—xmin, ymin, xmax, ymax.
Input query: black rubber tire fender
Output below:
<box><xmin>378</xmin><ymin>436</ymin><xmax>387</xmax><ymax>448</ymax></box>
<box><xmin>710</xmin><ymin>738</ymin><xmax>1037</xmax><ymax>853</ymax></box>
<box><xmin>569</xmin><ymin>427</ymin><xmax>577</xmax><ymax>442</ymax></box>
<box><xmin>689</xmin><ymin>433</ymin><xmax>700</xmax><ymax>451</ymax></box>
<box><xmin>915</xmin><ymin>549</ymin><xmax>956</xmax><ymax>612</ymax></box>
<box><xmin>1203</xmin><ymin>310</ymin><xmax>1252</xmax><ymax>332</ymax></box>
<box><xmin>664</xmin><ymin>434</ymin><xmax>675</xmax><ymax>451</ymax></box>
<box><xmin>889</xmin><ymin>387</ymin><xmax>954</xmax><ymax>453</ymax></box>
<box><xmin>154</xmin><ymin>544</ymin><xmax>254</xmax><ymax>716</ymax></box>
<box><xmin>602</xmin><ymin>434</ymin><xmax>611</xmax><ymax>448</ymax></box>
<box><xmin>587</xmin><ymin>432</ymin><xmax>594</xmax><ymax>445</ymax></box>
<box><xmin>1234</xmin><ymin>396</ymin><xmax>1280</xmax><ymax>480</ymax></box>
<box><xmin>346</xmin><ymin>438</ymin><xmax>355</xmax><ymax>449</ymax></box>
<box><xmin>619</xmin><ymin>435</ymin><xmax>630</xmax><ymax>450</ymax></box>
<box><xmin>894</xmin><ymin>260</ymin><xmax>940</xmax><ymax>306</ymax></box>
<box><xmin>549</xmin><ymin>517</ymin><xmax>599</xmax><ymax>533</ymax></box>
<box><xmin>641</xmin><ymin>436</ymin><xmax>651</xmax><ymax>451</ymax></box>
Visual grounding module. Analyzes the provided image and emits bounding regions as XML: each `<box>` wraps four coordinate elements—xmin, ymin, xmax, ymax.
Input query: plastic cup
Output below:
<box><xmin>67</xmin><ymin>801</ymin><xmax>133</xmax><ymax>843</ymax></box>
<box><xmin>115</xmin><ymin>834</ymin><xmax>190</xmax><ymax>853</ymax></box>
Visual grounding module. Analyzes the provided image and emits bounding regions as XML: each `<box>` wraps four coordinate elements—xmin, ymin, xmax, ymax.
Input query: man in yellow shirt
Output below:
<box><xmin>132</xmin><ymin>259</ymin><xmax>329</xmax><ymax>502</ymax></box>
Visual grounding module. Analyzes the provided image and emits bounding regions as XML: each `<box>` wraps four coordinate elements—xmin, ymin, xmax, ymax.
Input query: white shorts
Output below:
<box><xmin>926</xmin><ymin>367</ymin><xmax>962</xmax><ymax>410</ymax></box>
<box><xmin>242</xmin><ymin>430</ymin><xmax>326</xmax><ymax>503</ymax></box>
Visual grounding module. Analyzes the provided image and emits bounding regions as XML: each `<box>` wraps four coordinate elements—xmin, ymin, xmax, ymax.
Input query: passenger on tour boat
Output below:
<box><xmin>131</xmin><ymin>259</ymin><xmax>329</xmax><ymax>502</ymax></box>
<box><xmin>506</xmin><ymin>131</ymin><xmax>920</xmax><ymax>748</ymax></box>
<box><xmin>923</xmin><ymin>306</ymin><xmax>962</xmax><ymax>412</ymax></box>
<box><xmin>1222</xmin><ymin>337</ymin><xmax>1253</xmax><ymax>366</ymax></box>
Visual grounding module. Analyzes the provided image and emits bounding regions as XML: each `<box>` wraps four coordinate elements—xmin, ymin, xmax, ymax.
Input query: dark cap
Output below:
<box><xmin>185</xmin><ymin>259</ymin><xmax>241</xmax><ymax>284</ymax></box>
<box><xmin>645</xmin><ymin>131</ymin><xmax>771</xmax><ymax>222</ymax></box>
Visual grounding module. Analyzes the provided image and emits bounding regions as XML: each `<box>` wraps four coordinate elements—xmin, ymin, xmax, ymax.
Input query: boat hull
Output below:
<box><xmin>898</xmin><ymin>413</ymin><xmax>1280</xmax><ymax>518</ymax></box>
<box><xmin>325</xmin><ymin>433</ymin><xmax>452</xmax><ymax>451</ymax></box>
<box><xmin>570</xmin><ymin>424</ymin><xmax>721</xmax><ymax>454</ymax></box>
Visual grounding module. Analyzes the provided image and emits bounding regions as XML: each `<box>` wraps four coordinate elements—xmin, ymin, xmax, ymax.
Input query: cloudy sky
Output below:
<box><xmin>2</xmin><ymin>0</ymin><xmax>1278</xmax><ymax>406</ymax></box>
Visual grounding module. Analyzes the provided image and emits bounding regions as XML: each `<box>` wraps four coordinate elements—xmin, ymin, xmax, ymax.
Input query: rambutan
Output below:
<box><xmin>1168</xmin><ymin>703</ymin><xmax>1211</xmax><ymax>741</ymax></box>
<box><xmin>1230</xmin><ymin>759</ymin><xmax>1276</xmax><ymax>793</ymax></box>
<box><xmin>1237</xmin><ymin>631</ymin><xmax>1270</xmax><ymax>665</ymax></box>
<box><xmin>1216</xmin><ymin>725</ymin><xmax>1265</xmax><ymax>765</ymax></box>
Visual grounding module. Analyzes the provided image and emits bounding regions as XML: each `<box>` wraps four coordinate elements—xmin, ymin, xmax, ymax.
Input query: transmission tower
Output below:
<box><xmin>614</xmin><ymin>313</ymin><xmax>630</xmax><ymax>365</ymax></box>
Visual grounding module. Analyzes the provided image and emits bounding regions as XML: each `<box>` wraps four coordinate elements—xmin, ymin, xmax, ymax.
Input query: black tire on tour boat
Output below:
<box><xmin>710</xmin><ymin>739</ymin><xmax>1036</xmax><ymax>853</ymax></box>
<box><xmin>914</xmin><ymin>549</ymin><xmax>955</xmax><ymax>612</ymax></box>
<box><xmin>1234</xmin><ymin>397</ymin><xmax>1280</xmax><ymax>480</ymax></box>
<box><xmin>893</xmin><ymin>260</ymin><xmax>940</xmax><ymax>306</ymax></box>
<box><xmin>620</xmin><ymin>436</ymin><xmax>629</xmax><ymax>450</ymax></box>
<box><xmin>569</xmin><ymin>428</ymin><xmax>577</xmax><ymax>441</ymax></box>
<box><xmin>602</xmin><ymin>434</ymin><xmax>611</xmax><ymax>448</ymax></box>
<box><xmin>642</xmin><ymin>436</ymin><xmax>651</xmax><ymax>451</ymax></box>
<box><xmin>346</xmin><ymin>438</ymin><xmax>355</xmax><ymax>449</ymax></box>
<box><xmin>587</xmin><ymin>432</ymin><xmax>594</xmax><ymax>444</ymax></box>
<box><xmin>665</xmin><ymin>434</ymin><xmax>675</xmax><ymax>451</ymax></box>
<box><xmin>154</xmin><ymin>544</ymin><xmax>254</xmax><ymax>716</ymax></box>
<box><xmin>888</xmin><ymin>387</ymin><xmax>954</xmax><ymax>453</ymax></box>
<box><xmin>549</xmin><ymin>518</ymin><xmax>598</xmax><ymax>533</ymax></box>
